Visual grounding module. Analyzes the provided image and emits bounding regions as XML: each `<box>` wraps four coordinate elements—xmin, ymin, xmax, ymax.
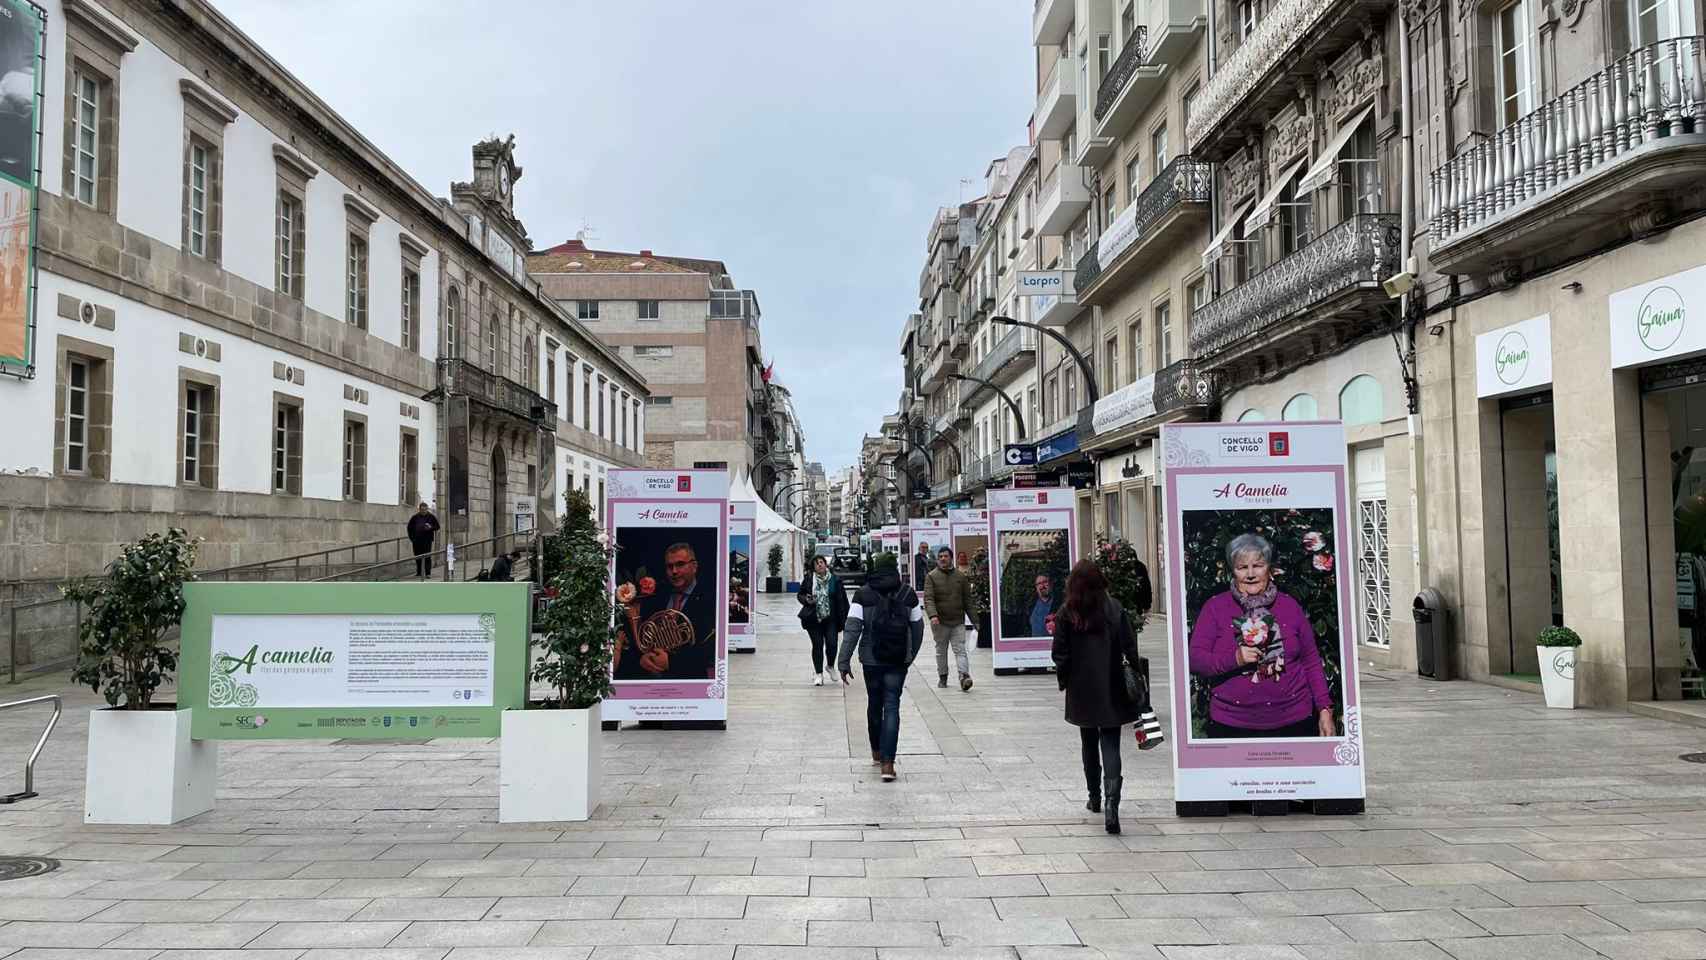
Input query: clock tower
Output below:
<box><xmin>470</xmin><ymin>134</ymin><xmax>521</xmax><ymax>215</ymax></box>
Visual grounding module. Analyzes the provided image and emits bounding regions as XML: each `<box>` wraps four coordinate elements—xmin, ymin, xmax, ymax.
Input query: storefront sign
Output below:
<box><xmin>1018</xmin><ymin>270</ymin><xmax>1075</xmax><ymax>297</ymax></box>
<box><xmin>1475</xmin><ymin>314</ymin><xmax>1552</xmax><ymax>398</ymax></box>
<box><xmin>1092</xmin><ymin>373</ymin><xmax>1158</xmax><ymax>434</ymax></box>
<box><xmin>179</xmin><ymin>582</ymin><xmax>530</xmax><ymax>740</ymax></box>
<box><xmin>987</xmin><ymin>488</ymin><xmax>1078</xmax><ymax>670</ymax></box>
<box><xmin>513</xmin><ymin>495</ymin><xmax>536</xmax><ymax>534</ymax></box>
<box><xmin>728</xmin><ymin>500</ymin><xmax>756</xmax><ymax>652</ymax></box>
<box><xmin>1067</xmin><ymin>461</ymin><xmax>1095</xmax><ymax>488</ymax></box>
<box><xmin>605</xmin><ymin>469</ymin><xmax>730</xmax><ymax>723</ymax></box>
<box><xmin>1159</xmin><ymin>422</ymin><xmax>1368</xmax><ymax>804</ymax></box>
<box><xmin>1038</xmin><ymin>429</ymin><xmax>1079</xmax><ymax>462</ymax></box>
<box><xmin>1611</xmin><ymin>263</ymin><xmax>1706</xmax><ymax>368</ymax></box>
<box><xmin>1004</xmin><ymin>444</ymin><xmax>1037</xmax><ymax>466</ymax></box>
<box><xmin>1098</xmin><ymin>443</ymin><xmax>1154</xmax><ymax>486</ymax></box>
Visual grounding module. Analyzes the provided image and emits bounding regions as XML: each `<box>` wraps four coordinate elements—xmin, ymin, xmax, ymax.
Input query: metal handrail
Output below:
<box><xmin>197</xmin><ymin>533</ymin><xmax>420</xmax><ymax>582</ymax></box>
<box><xmin>0</xmin><ymin>694</ymin><xmax>61</xmax><ymax>804</ymax></box>
<box><xmin>316</xmin><ymin>530</ymin><xmax>536</xmax><ymax>583</ymax></box>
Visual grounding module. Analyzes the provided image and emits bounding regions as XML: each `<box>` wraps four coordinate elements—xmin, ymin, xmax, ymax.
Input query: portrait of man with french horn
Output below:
<box><xmin>612</xmin><ymin>536</ymin><xmax>719</xmax><ymax>681</ymax></box>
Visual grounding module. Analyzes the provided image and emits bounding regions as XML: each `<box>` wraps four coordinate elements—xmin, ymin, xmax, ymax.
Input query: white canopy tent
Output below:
<box><xmin>732</xmin><ymin>470</ymin><xmax>811</xmax><ymax>591</ymax></box>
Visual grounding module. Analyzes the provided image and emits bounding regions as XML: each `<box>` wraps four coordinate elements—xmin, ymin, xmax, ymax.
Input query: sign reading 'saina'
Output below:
<box><xmin>1637</xmin><ymin>285</ymin><xmax>1686</xmax><ymax>351</ymax></box>
<box><xmin>1494</xmin><ymin>331</ymin><xmax>1529</xmax><ymax>384</ymax></box>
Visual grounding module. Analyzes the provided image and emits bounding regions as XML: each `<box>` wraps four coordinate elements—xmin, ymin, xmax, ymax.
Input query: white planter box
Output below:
<box><xmin>500</xmin><ymin>704</ymin><xmax>600</xmax><ymax>823</ymax></box>
<box><xmin>85</xmin><ymin>707</ymin><xmax>217</xmax><ymax>825</ymax></box>
<box><xmin>1538</xmin><ymin>645</ymin><xmax>1578</xmax><ymax>709</ymax></box>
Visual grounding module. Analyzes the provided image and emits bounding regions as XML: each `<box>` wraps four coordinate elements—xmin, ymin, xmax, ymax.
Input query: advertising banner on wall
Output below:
<box><xmin>179</xmin><ymin>582</ymin><xmax>530</xmax><ymax>740</ymax></box>
<box><xmin>0</xmin><ymin>0</ymin><xmax>42</xmax><ymax>378</ymax></box>
<box><xmin>906</xmin><ymin>517</ymin><xmax>950</xmax><ymax>585</ymax></box>
<box><xmin>1160</xmin><ymin>422</ymin><xmax>1368</xmax><ymax>806</ymax></box>
<box><xmin>986</xmin><ymin>487</ymin><xmax>1077</xmax><ymax>670</ymax></box>
<box><xmin>728</xmin><ymin>499</ymin><xmax>756</xmax><ymax>653</ymax></box>
<box><xmin>606</xmin><ymin>469</ymin><xmax>730</xmax><ymax>723</ymax></box>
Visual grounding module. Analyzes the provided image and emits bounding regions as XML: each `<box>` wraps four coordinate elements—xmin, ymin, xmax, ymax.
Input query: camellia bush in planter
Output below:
<box><xmin>65</xmin><ymin>528</ymin><xmax>215</xmax><ymax>825</ymax></box>
<box><xmin>501</xmin><ymin>489</ymin><xmax>614</xmax><ymax>823</ymax></box>
<box><xmin>765</xmin><ymin>543</ymin><xmax>785</xmax><ymax>594</ymax></box>
<box><xmin>1537</xmin><ymin>625</ymin><xmax>1582</xmax><ymax>709</ymax></box>
<box><xmin>968</xmin><ymin>547</ymin><xmax>993</xmax><ymax>648</ymax></box>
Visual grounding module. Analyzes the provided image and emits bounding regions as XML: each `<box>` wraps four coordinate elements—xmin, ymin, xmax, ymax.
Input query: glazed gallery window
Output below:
<box><xmin>1152</xmin><ymin>126</ymin><xmax>1169</xmax><ymax>175</ymax></box>
<box><xmin>1157</xmin><ymin>301</ymin><xmax>1173</xmax><ymax>369</ymax></box>
<box><xmin>445</xmin><ymin>287</ymin><xmax>461</xmax><ymax>358</ymax></box>
<box><xmin>1496</xmin><ymin>0</ymin><xmax>1535</xmax><ymax>126</ymax></box>
<box><xmin>272</xmin><ymin>399</ymin><xmax>302</xmax><ymax>495</ymax></box>
<box><xmin>345</xmin><ymin>233</ymin><xmax>369</xmax><ymax>329</ymax></box>
<box><xmin>401</xmin><ymin>267</ymin><xmax>420</xmax><ymax>353</ymax></box>
<box><xmin>1126</xmin><ymin>154</ymin><xmax>1142</xmax><ymax>205</ymax></box>
<box><xmin>70</xmin><ymin>70</ymin><xmax>100</xmax><ymax>206</ymax></box>
<box><xmin>399</xmin><ymin>429</ymin><xmax>418</xmax><ymax>505</ymax></box>
<box><xmin>187</xmin><ymin>141</ymin><xmax>209</xmax><ymax>257</ymax></box>
<box><xmin>1128</xmin><ymin>319</ymin><xmax>1143</xmax><ymax>383</ymax></box>
<box><xmin>342</xmin><ymin>418</ymin><xmax>367</xmax><ymax>501</ymax></box>
<box><xmin>638</xmin><ymin>299</ymin><xmax>660</xmax><ymax>320</ymax></box>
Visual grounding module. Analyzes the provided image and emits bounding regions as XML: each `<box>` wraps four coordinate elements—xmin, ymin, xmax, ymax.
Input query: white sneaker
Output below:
<box><xmin>812</xmin><ymin>673</ymin><xmax>823</xmax><ymax>686</ymax></box>
<box><xmin>822</xmin><ymin>671</ymin><xmax>834</xmax><ymax>685</ymax></box>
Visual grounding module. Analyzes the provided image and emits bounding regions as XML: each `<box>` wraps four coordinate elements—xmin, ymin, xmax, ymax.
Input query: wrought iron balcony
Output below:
<box><xmin>1075</xmin><ymin>245</ymin><xmax>1102</xmax><ymax>297</ymax></box>
<box><xmin>1095</xmin><ymin>28</ymin><xmax>1149</xmax><ymax>122</ymax></box>
<box><xmin>434</xmin><ymin>358</ymin><xmax>556</xmax><ymax>431</ymax></box>
<box><xmin>1078</xmin><ymin>156</ymin><xmax>1212</xmax><ymax>305</ymax></box>
<box><xmin>964</xmin><ymin>326</ymin><xmax>1038</xmax><ymax>387</ymax></box>
<box><xmin>1154</xmin><ymin>357</ymin><xmax>1216</xmax><ymax>417</ymax></box>
<box><xmin>1185</xmin><ymin>0</ymin><xmax>1389</xmax><ymax>160</ymax></box>
<box><xmin>1190</xmin><ymin>214</ymin><xmax>1399</xmax><ymax>362</ymax></box>
<box><xmin>1428</xmin><ymin>37</ymin><xmax>1706</xmax><ymax>274</ymax></box>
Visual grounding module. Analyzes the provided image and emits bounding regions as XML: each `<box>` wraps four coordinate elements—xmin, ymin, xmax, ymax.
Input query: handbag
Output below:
<box><xmin>1123</xmin><ymin>655</ymin><xmax>1151</xmax><ymax>712</ymax></box>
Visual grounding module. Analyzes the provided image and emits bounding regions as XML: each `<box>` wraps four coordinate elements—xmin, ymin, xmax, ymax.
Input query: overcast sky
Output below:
<box><xmin>216</xmin><ymin>1</ymin><xmax>1035</xmax><ymax>475</ymax></box>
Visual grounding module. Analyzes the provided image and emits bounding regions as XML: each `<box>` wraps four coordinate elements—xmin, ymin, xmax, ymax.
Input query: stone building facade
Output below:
<box><xmin>0</xmin><ymin>0</ymin><xmax>642</xmax><ymax>669</ymax></box>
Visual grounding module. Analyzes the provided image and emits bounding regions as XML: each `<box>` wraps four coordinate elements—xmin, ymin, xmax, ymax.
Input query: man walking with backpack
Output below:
<box><xmin>838</xmin><ymin>552</ymin><xmax>925</xmax><ymax>782</ymax></box>
<box><xmin>923</xmin><ymin>546</ymin><xmax>975</xmax><ymax>691</ymax></box>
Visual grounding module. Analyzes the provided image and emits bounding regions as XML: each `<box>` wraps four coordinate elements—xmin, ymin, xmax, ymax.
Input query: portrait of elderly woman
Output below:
<box><xmin>1187</xmin><ymin>531</ymin><xmax>1336</xmax><ymax>739</ymax></box>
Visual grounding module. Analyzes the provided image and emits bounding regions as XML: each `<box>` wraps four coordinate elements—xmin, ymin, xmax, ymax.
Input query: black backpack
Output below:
<box><xmin>867</xmin><ymin>586</ymin><xmax>913</xmax><ymax>665</ymax></box>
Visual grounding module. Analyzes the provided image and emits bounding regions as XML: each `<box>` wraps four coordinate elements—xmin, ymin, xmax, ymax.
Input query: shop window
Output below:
<box><xmin>1282</xmin><ymin>393</ymin><xmax>1318</xmax><ymax>420</ymax></box>
<box><xmin>1339</xmin><ymin>375</ymin><xmax>1384</xmax><ymax>425</ymax></box>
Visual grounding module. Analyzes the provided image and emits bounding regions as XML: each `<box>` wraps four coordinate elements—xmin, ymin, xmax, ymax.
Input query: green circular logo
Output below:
<box><xmin>1494</xmin><ymin>331</ymin><xmax>1529</xmax><ymax>385</ymax></box>
<box><xmin>1637</xmin><ymin>285</ymin><xmax>1686</xmax><ymax>352</ymax></box>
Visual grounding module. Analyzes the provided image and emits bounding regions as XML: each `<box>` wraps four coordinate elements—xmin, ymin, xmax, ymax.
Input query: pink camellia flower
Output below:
<box><xmin>1313</xmin><ymin>553</ymin><xmax>1334</xmax><ymax>572</ymax></box>
<box><xmin>579</xmin><ymin>644</ymin><xmax>589</xmax><ymax>654</ymax></box>
<box><xmin>615</xmin><ymin>582</ymin><xmax>637</xmax><ymax>604</ymax></box>
<box><xmin>1302</xmin><ymin>531</ymin><xmax>1325</xmax><ymax>552</ymax></box>
<box><xmin>638</xmin><ymin>576</ymin><xmax>657</xmax><ymax>597</ymax></box>
<box><xmin>1238</xmin><ymin>618</ymin><xmax>1269</xmax><ymax>646</ymax></box>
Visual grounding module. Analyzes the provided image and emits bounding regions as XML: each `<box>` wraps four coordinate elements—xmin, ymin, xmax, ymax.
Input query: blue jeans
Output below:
<box><xmin>863</xmin><ymin>664</ymin><xmax>907</xmax><ymax>761</ymax></box>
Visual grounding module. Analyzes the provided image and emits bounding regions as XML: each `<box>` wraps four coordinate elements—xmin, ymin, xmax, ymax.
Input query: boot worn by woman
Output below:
<box><xmin>1103</xmin><ymin>775</ymin><xmax>1122</xmax><ymax>834</ymax></box>
<box><xmin>1085</xmin><ymin>770</ymin><xmax>1101</xmax><ymax>813</ymax></box>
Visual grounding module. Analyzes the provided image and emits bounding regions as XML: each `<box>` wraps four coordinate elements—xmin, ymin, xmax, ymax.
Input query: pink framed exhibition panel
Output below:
<box><xmin>986</xmin><ymin>487</ymin><xmax>1078</xmax><ymax>670</ymax></box>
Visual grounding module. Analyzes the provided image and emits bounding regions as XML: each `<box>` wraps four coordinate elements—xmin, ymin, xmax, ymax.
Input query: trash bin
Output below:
<box><xmin>1413</xmin><ymin>588</ymin><xmax>1452</xmax><ymax>680</ymax></box>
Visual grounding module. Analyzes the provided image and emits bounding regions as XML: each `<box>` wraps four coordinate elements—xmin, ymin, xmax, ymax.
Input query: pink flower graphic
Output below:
<box><xmin>1302</xmin><ymin>531</ymin><xmax>1326</xmax><ymax>552</ymax></box>
<box><xmin>1312</xmin><ymin>553</ymin><xmax>1334</xmax><ymax>572</ymax></box>
<box><xmin>615</xmin><ymin>582</ymin><xmax>637</xmax><ymax>604</ymax></box>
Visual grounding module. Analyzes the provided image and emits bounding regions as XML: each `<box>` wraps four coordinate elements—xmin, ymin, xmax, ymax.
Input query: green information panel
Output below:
<box><xmin>180</xmin><ymin>582</ymin><xmax>530</xmax><ymax>740</ymax></box>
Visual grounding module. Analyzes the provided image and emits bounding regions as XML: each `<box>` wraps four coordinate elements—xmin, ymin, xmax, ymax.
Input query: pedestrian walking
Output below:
<box><xmin>922</xmin><ymin>546</ymin><xmax>975</xmax><ymax>691</ymax></box>
<box><xmin>912</xmin><ymin>542</ymin><xmax>932</xmax><ymax>590</ymax></box>
<box><xmin>1051</xmin><ymin>559</ymin><xmax>1142</xmax><ymax>834</ymax></box>
<box><xmin>798</xmin><ymin>555</ymin><xmax>850</xmax><ymax>686</ymax></box>
<box><xmin>406</xmin><ymin>502</ymin><xmax>440</xmax><ymax>579</ymax></box>
<box><xmin>837</xmin><ymin>552</ymin><xmax>924</xmax><ymax>782</ymax></box>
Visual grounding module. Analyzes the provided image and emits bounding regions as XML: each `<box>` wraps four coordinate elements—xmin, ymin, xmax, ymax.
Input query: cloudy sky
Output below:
<box><xmin>216</xmin><ymin>1</ymin><xmax>1035</xmax><ymax>475</ymax></box>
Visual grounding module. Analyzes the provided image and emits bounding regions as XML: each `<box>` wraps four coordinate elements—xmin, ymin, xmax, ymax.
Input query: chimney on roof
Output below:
<box><xmin>547</xmin><ymin>238</ymin><xmax>587</xmax><ymax>254</ymax></box>
<box><xmin>640</xmin><ymin>249</ymin><xmax>653</xmax><ymax>257</ymax></box>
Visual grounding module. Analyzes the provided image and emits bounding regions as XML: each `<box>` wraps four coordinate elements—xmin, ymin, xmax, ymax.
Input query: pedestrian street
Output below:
<box><xmin>3</xmin><ymin>592</ymin><xmax>1706</xmax><ymax>958</ymax></box>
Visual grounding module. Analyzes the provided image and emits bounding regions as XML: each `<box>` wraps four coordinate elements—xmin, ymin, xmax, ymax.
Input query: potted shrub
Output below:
<box><xmin>968</xmin><ymin>547</ymin><xmax>993</xmax><ymax>648</ymax></box>
<box><xmin>502</xmin><ymin>490</ymin><xmax>614</xmax><ymax>823</ymax></box>
<box><xmin>765</xmin><ymin>543</ymin><xmax>785</xmax><ymax>594</ymax></box>
<box><xmin>1537</xmin><ymin>625</ymin><xmax>1581</xmax><ymax>709</ymax></box>
<box><xmin>65</xmin><ymin>528</ymin><xmax>215</xmax><ymax>825</ymax></box>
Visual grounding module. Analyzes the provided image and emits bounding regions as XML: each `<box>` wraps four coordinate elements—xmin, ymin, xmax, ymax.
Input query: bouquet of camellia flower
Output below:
<box><xmin>614</xmin><ymin>568</ymin><xmax>657</xmax><ymax>657</ymax></box>
<box><xmin>1234</xmin><ymin>612</ymin><xmax>1284</xmax><ymax>683</ymax></box>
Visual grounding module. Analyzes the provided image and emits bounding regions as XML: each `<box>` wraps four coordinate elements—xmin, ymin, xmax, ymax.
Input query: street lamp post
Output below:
<box><xmin>948</xmin><ymin>372</ymin><xmax>1027</xmax><ymax>440</ymax></box>
<box><xmin>990</xmin><ymin>315</ymin><xmax>1099</xmax><ymax>404</ymax></box>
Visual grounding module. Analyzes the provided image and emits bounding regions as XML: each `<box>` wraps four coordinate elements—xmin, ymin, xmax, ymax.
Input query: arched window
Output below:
<box><xmin>523</xmin><ymin>336</ymin><xmax>536</xmax><ymax>389</ymax></box>
<box><xmin>1236</xmin><ymin>408</ymin><xmax>1265</xmax><ymax>422</ymax></box>
<box><xmin>445</xmin><ymin>285</ymin><xmax>461</xmax><ymax>358</ymax></box>
<box><xmin>486</xmin><ymin>313</ymin><xmax>499</xmax><ymax>372</ymax></box>
<box><xmin>1282</xmin><ymin>393</ymin><xmax>1318</xmax><ymax>421</ymax></box>
<box><xmin>1339</xmin><ymin>375</ymin><xmax>1383</xmax><ymax>426</ymax></box>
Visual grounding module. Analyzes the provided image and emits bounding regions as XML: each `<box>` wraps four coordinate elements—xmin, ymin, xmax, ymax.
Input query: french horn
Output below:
<box><xmin>634</xmin><ymin>607</ymin><xmax>699</xmax><ymax>653</ymax></box>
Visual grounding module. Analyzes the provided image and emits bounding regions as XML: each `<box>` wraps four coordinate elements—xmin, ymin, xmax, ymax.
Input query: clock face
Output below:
<box><xmin>498</xmin><ymin>166</ymin><xmax>510</xmax><ymax>198</ymax></box>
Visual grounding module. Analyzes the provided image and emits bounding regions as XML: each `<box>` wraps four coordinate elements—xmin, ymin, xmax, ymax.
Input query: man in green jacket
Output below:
<box><xmin>923</xmin><ymin>546</ymin><xmax>976</xmax><ymax>691</ymax></box>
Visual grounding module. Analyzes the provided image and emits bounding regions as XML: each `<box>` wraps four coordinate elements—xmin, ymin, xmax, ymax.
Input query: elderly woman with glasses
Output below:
<box><xmin>1187</xmin><ymin>532</ymin><xmax>1335</xmax><ymax>739</ymax></box>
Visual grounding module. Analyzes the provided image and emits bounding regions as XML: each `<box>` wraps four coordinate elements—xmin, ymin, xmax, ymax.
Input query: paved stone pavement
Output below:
<box><xmin>4</xmin><ymin>592</ymin><xmax>1706</xmax><ymax>959</ymax></box>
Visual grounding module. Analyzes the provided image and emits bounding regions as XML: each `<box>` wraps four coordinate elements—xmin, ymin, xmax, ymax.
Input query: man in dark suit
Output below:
<box><xmin>614</xmin><ymin>541</ymin><xmax>718</xmax><ymax>680</ymax></box>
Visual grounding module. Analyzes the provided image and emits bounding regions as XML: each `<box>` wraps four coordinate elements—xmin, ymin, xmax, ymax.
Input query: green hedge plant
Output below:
<box><xmin>65</xmin><ymin>528</ymin><xmax>200</xmax><ymax>709</ymax></box>
<box><xmin>1537</xmin><ymin>625</ymin><xmax>1583</xmax><ymax>647</ymax></box>
<box><xmin>531</xmin><ymin>489</ymin><xmax>616</xmax><ymax>710</ymax></box>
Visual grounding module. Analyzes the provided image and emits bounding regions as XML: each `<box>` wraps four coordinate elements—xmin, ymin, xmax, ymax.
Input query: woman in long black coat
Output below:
<box><xmin>1051</xmin><ymin>558</ymin><xmax>1141</xmax><ymax>834</ymax></box>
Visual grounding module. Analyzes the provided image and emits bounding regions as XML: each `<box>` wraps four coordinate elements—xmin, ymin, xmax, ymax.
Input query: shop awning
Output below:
<box><xmin>1200</xmin><ymin>199</ymin><xmax>1256</xmax><ymax>268</ymax></box>
<box><xmin>1298</xmin><ymin>103</ymin><xmax>1377</xmax><ymax>193</ymax></box>
<box><xmin>1245</xmin><ymin>157</ymin><xmax>1308</xmax><ymax>232</ymax></box>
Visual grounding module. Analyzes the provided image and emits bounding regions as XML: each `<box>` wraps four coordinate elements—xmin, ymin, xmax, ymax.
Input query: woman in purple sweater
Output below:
<box><xmin>1188</xmin><ymin>533</ymin><xmax>1335</xmax><ymax>739</ymax></box>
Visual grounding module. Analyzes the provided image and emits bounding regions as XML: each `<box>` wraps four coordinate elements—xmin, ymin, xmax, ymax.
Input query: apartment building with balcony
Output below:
<box><xmin>1410</xmin><ymin>0</ymin><xmax>1706</xmax><ymax>706</ymax></box>
<box><xmin>0</xmin><ymin>0</ymin><xmax>644</xmax><ymax>642</ymax></box>
<box><xmin>1183</xmin><ymin>0</ymin><xmax>1415</xmax><ymax>665</ymax></box>
<box><xmin>527</xmin><ymin>240</ymin><xmax>768</xmax><ymax>493</ymax></box>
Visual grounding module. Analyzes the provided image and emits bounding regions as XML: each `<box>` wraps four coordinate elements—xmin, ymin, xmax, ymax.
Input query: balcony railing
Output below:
<box><xmin>1083</xmin><ymin>157</ymin><xmax>1212</xmax><ymax>299</ymax></box>
<box><xmin>964</xmin><ymin>326</ymin><xmax>1038</xmax><ymax>385</ymax></box>
<box><xmin>1154</xmin><ymin>357</ymin><xmax>1216</xmax><ymax>416</ymax></box>
<box><xmin>1429</xmin><ymin>36</ymin><xmax>1706</xmax><ymax>250</ymax></box>
<box><xmin>1075</xmin><ymin>245</ymin><xmax>1102</xmax><ymax>296</ymax></box>
<box><xmin>435</xmin><ymin>358</ymin><xmax>556</xmax><ymax>430</ymax></box>
<box><xmin>1095</xmin><ymin>28</ymin><xmax>1149</xmax><ymax>121</ymax></box>
<box><xmin>1190</xmin><ymin>214</ymin><xmax>1399</xmax><ymax>358</ymax></box>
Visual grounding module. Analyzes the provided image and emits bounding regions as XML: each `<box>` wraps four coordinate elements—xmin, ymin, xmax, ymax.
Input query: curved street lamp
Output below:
<box><xmin>948</xmin><ymin>372</ymin><xmax>1027</xmax><ymax>440</ymax></box>
<box><xmin>990</xmin><ymin>314</ymin><xmax>1099</xmax><ymax>404</ymax></box>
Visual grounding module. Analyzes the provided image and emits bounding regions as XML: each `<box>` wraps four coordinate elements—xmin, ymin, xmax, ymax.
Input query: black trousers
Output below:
<box><xmin>805</xmin><ymin>620</ymin><xmax>839</xmax><ymax>673</ymax></box>
<box><xmin>412</xmin><ymin>540</ymin><xmax>433</xmax><ymax>578</ymax></box>
<box><xmin>1079</xmin><ymin>725</ymin><xmax>1122</xmax><ymax>790</ymax></box>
